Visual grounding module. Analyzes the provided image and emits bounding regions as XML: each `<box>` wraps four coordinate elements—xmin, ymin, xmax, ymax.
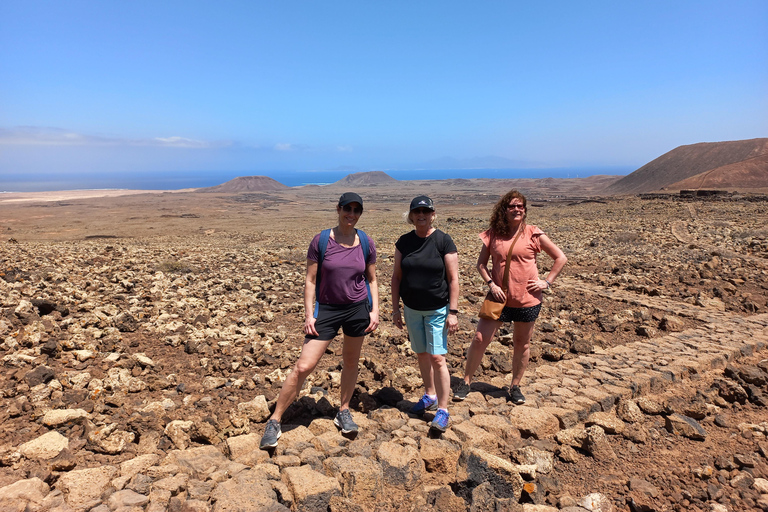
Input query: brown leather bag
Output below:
<box><xmin>478</xmin><ymin>228</ymin><xmax>524</xmax><ymax>321</ymax></box>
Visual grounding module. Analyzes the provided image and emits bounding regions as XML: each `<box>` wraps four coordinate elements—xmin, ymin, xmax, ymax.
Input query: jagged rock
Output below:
<box><xmin>461</xmin><ymin>447</ymin><xmax>524</xmax><ymax>501</ymax></box>
<box><xmin>583</xmin><ymin>425</ymin><xmax>615</xmax><ymax>460</ymax></box>
<box><xmin>19</xmin><ymin>431</ymin><xmax>69</xmax><ymax>460</ymax></box>
<box><xmin>376</xmin><ymin>441</ymin><xmax>423</xmax><ymax>490</ymax></box>
<box><xmin>226</xmin><ymin>433</ymin><xmax>270</xmax><ymax>466</ymax></box>
<box><xmin>42</xmin><ymin>408</ymin><xmax>89</xmax><ymax>427</ymax></box>
<box><xmin>579</xmin><ymin>492</ymin><xmax>614</xmax><ymax>511</ymax></box>
<box><xmin>323</xmin><ymin>456</ymin><xmax>383</xmax><ymax>501</ymax></box>
<box><xmin>24</xmin><ymin>365</ymin><xmax>55</xmax><ymax>387</ymax></box>
<box><xmin>0</xmin><ymin>477</ymin><xmax>50</xmax><ymax>511</ymax></box>
<box><xmin>508</xmin><ymin>407</ymin><xmax>560</xmax><ymax>439</ymax></box>
<box><xmin>616</xmin><ymin>399</ymin><xmax>644</xmax><ymax>423</ymax></box>
<box><xmin>56</xmin><ymin>465</ymin><xmax>119</xmax><ymax>510</ymax></box>
<box><xmin>210</xmin><ymin>468</ymin><xmax>278</xmax><ymax>511</ymax></box>
<box><xmin>420</xmin><ymin>437</ymin><xmax>462</xmax><ymax>474</ymax></box>
<box><xmin>585</xmin><ymin>412</ymin><xmax>625</xmax><ymax>434</ymax></box>
<box><xmin>664</xmin><ymin>413</ymin><xmax>707</xmax><ymax>440</ymax></box>
<box><xmin>514</xmin><ymin>445</ymin><xmax>554</xmax><ymax>474</ymax></box>
<box><xmin>427</xmin><ymin>486</ymin><xmax>469</xmax><ymax>512</ymax></box>
<box><xmin>282</xmin><ymin>465</ymin><xmax>342</xmax><ymax>511</ymax></box>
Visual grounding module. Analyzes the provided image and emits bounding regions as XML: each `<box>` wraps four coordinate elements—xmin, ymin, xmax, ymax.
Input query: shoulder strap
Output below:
<box><xmin>500</xmin><ymin>228</ymin><xmax>524</xmax><ymax>295</ymax></box>
<box><xmin>314</xmin><ymin>229</ymin><xmax>332</xmax><ymax>318</ymax></box>
<box><xmin>355</xmin><ymin>228</ymin><xmax>370</xmax><ymax>262</ymax></box>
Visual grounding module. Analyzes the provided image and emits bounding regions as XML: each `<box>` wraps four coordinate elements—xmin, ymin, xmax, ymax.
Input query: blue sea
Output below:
<box><xmin>0</xmin><ymin>167</ymin><xmax>631</xmax><ymax>193</ymax></box>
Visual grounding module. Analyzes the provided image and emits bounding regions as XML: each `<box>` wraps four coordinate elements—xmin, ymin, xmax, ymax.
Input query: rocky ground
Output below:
<box><xmin>0</xmin><ymin>188</ymin><xmax>767</xmax><ymax>511</ymax></box>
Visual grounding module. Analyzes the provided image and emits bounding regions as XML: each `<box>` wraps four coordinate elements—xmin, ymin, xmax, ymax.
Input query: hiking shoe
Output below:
<box><xmin>453</xmin><ymin>381</ymin><xmax>470</xmax><ymax>401</ymax></box>
<box><xmin>509</xmin><ymin>385</ymin><xmax>526</xmax><ymax>405</ymax></box>
<box><xmin>429</xmin><ymin>409</ymin><xmax>450</xmax><ymax>432</ymax></box>
<box><xmin>410</xmin><ymin>394</ymin><xmax>438</xmax><ymax>415</ymax></box>
<box><xmin>259</xmin><ymin>419</ymin><xmax>281</xmax><ymax>449</ymax></box>
<box><xmin>334</xmin><ymin>409</ymin><xmax>359</xmax><ymax>434</ymax></box>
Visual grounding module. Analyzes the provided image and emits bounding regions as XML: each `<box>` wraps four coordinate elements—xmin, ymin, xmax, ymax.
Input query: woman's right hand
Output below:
<box><xmin>304</xmin><ymin>316</ymin><xmax>319</xmax><ymax>337</ymax></box>
<box><xmin>489</xmin><ymin>282</ymin><xmax>506</xmax><ymax>303</ymax></box>
<box><xmin>392</xmin><ymin>309</ymin><xmax>403</xmax><ymax>329</ymax></box>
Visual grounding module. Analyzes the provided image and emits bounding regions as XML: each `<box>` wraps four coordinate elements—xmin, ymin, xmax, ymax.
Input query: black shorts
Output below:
<box><xmin>499</xmin><ymin>303</ymin><xmax>542</xmax><ymax>323</ymax></box>
<box><xmin>311</xmin><ymin>300</ymin><xmax>371</xmax><ymax>340</ymax></box>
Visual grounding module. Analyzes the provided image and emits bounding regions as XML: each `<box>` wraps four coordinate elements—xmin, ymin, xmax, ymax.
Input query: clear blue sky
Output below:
<box><xmin>1</xmin><ymin>1</ymin><xmax>767</xmax><ymax>185</ymax></box>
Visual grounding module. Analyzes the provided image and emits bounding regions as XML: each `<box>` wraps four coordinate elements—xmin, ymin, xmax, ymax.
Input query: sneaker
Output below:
<box><xmin>410</xmin><ymin>394</ymin><xmax>438</xmax><ymax>415</ymax></box>
<box><xmin>509</xmin><ymin>385</ymin><xmax>526</xmax><ymax>405</ymax></box>
<box><xmin>259</xmin><ymin>419</ymin><xmax>281</xmax><ymax>449</ymax></box>
<box><xmin>453</xmin><ymin>381</ymin><xmax>470</xmax><ymax>401</ymax></box>
<box><xmin>429</xmin><ymin>409</ymin><xmax>450</xmax><ymax>432</ymax></box>
<box><xmin>334</xmin><ymin>409</ymin><xmax>359</xmax><ymax>434</ymax></box>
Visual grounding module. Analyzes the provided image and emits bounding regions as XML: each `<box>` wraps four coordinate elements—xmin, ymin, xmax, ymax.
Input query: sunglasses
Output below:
<box><xmin>341</xmin><ymin>204</ymin><xmax>363</xmax><ymax>214</ymax></box>
<box><xmin>412</xmin><ymin>207</ymin><xmax>433</xmax><ymax>214</ymax></box>
<box><xmin>507</xmin><ymin>204</ymin><xmax>525</xmax><ymax>210</ymax></box>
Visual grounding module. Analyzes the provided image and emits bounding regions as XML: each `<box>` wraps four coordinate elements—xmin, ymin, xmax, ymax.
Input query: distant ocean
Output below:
<box><xmin>0</xmin><ymin>167</ymin><xmax>632</xmax><ymax>193</ymax></box>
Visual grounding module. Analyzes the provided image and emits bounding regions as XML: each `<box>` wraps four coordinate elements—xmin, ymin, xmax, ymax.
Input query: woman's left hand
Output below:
<box><xmin>447</xmin><ymin>312</ymin><xmax>458</xmax><ymax>334</ymax></box>
<box><xmin>365</xmin><ymin>311</ymin><xmax>380</xmax><ymax>333</ymax></box>
<box><xmin>526</xmin><ymin>278</ymin><xmax>549</xmax><ymax>293</ymax></box>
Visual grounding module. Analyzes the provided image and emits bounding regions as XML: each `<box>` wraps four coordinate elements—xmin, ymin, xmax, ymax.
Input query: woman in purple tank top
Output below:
<box><xmin>260</xmin><ymin>192</ymin><xmax>379</xmax><ymax>449</ymax></box>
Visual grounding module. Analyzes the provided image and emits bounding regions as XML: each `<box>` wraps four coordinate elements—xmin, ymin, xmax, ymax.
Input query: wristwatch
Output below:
<box><xmin>449</xmin><ymin>309</ymin><xmax>459</xmax><ymax>315</ymax></box>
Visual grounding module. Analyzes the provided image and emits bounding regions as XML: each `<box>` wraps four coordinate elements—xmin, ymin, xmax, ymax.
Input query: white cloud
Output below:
<box><xmin>0</xmin><ymin>126</ymin><xmax>231</xmax><ymax>149</ymax></box>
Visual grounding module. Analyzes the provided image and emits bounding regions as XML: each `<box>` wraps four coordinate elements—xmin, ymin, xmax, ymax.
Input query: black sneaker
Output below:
<box><xmin>334</xmin><ymin>409</ymin><xmax>359</xmax><ymax>434</ymax></box>
<box><xmin>259</xmin><ymin>419</ymin><xmax>281</xmax><ymax>449</ymax></box>
<box><xmin>453</xmin><ymin>381</ymin><xmax>470</xmax><ymax>401</ymax></box>
<box><xmin>509</xmin><ymin>385</ymin><xmax>526</xmax><ymax>405</ymax></box>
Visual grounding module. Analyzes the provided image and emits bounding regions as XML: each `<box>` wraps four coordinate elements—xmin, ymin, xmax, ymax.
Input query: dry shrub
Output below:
<box><xmin>157</xmin><ymin>260</ymin><xmax>195</xmax><ymax>274</ymax></box>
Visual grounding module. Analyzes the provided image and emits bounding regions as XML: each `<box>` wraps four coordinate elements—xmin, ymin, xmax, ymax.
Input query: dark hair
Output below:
<box><xmin>488</xmin><ymin>190</ymin><xmax>527</xmax><ymax>237</ymax></box>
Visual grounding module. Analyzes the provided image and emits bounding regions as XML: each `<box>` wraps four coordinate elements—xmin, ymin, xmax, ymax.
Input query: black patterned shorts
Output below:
<box><xmin>498</xmin><ymin>303</ymin><xmax>542</xmax><ymax>323</ymax></box>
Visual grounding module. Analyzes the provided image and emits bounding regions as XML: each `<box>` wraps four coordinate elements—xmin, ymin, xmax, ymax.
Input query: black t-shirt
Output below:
<box><xmin>395</xmin><ymin>229</ymin><xmax>457</xmax><ymax>311</ymax></box>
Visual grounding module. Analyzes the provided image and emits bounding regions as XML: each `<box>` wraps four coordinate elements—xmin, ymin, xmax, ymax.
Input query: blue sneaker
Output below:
<box><xmin>430</xmin><ymin>409</ymin><xmax>450</xmax><ymax>432</ymax></box>
<box><xmin>410</xmin><ymin>394</ymin><xmax>438</xmax><ymax>415</ymax></box>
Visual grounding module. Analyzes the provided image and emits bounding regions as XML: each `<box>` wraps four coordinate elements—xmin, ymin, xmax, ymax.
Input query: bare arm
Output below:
<box><xmin>444</xmin><ymin>251</ymin><xmax>459</xmax><ymax>334</ymax></box>
<box><xmin>391</xmin><ymin>249</ymin><xmax>404</xmax><ymax>329</ymax></box>
<box><xmin>365</xmin><ymin>262</ymin><xmax>379</xmax><ymax>333</ymax></box>
<box><xmin>526</xmin><ymin>234</ymin><xmax>568</xmax><ymax>293</ymax></box>
<box><xmin>476</xmin><ymin>243</ymin><xmax>505</xmax><ymax>302</ymax></box>
<box><xmin>304</xmin><ymin>260</ymin><xmax>319</xmax><ymax>336</ymax></box>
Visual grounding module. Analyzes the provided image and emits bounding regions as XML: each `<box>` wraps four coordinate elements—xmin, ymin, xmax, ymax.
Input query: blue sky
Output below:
<box><xmin>1</xmin><ymin>1</ymin><xmax>767</xmax><ymax>188</ymax></box>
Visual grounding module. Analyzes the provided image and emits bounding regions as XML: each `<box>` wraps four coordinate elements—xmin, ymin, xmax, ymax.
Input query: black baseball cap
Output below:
<box><xmin>409</xmin><ymin>195</ymin><xmax>434</xmax><ymax>211</ymax></box>
<box><xmin>338</xmin><ymin>192</ymin><xmax>364</xmax><ymax>208</ymax></box>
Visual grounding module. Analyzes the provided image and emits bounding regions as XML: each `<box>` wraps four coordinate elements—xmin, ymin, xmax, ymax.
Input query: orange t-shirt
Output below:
<box><xmin>480</xmin><ymin>224</ymin><xmax>544</xmax><ymax>308</ymax></box>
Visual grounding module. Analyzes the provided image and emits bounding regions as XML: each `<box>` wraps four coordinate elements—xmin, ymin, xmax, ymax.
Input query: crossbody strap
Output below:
<box><xmin>500</xmin><ymin>227</ymin><xmax>524</xmax><ymax>295</ymax></box>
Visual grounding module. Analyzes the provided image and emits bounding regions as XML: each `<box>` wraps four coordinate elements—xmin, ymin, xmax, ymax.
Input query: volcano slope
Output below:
<box><xmin>0</xmin><ymin>190</ymin><xmax>767</xmax><ymax>512</ymax></box>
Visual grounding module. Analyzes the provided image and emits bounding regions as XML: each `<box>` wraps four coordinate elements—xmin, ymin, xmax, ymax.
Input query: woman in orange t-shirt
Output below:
<box><xmin>453</xmin><ymin>190</ymin><xmax>567</xmax><ymax>405</ymax></box>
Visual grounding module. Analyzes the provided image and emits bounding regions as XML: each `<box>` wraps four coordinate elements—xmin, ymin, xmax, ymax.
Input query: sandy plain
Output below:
<box><xmin>1</xmin><ymin>178</ymin><xmax>767</xmax><ymax>511</ymax></box>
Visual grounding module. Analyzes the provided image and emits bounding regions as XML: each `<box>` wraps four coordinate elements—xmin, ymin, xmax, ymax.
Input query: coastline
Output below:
<box><xmin>0</xmin><ymin>188</ymin><xmax>199</xmax><ymax>204</ymax></box>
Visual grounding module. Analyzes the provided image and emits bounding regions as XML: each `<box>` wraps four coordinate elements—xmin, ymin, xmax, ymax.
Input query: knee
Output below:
<box><xmin>294</xmin><ymin>360</ymin><xmax>316</xmax><ymax>376</ymax></box>
<box><xmin>429</xmin><ymin>353</ymin><xmax>446</xmax><ymax>367</ymax></box>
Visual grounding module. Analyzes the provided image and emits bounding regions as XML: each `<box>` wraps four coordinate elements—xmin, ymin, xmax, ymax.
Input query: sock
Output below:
<box><xmin>427</xmin><ymin>394</ymin><xmax>437</xmax><ymax>400</ymax></box>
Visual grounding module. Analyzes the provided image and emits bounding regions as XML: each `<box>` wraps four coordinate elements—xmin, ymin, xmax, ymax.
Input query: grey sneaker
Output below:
<box><xmin>259</xmin><ymin>419</ymin><xmax>281</xmax><ymax>449</ymax></box>
<box><xmin>509</xmin><ymin>385</ymin><xmax>526</xmax><ymax>405</ymax></box>
<box><xmin>334</xmin><ymin>409</ymin><xmax>359</xmax><ymax>434</ymax></box>
<box><xmin>453</xmin><ymin>381</ymin><xmax>470</xmax><ymax>401</ymax></box>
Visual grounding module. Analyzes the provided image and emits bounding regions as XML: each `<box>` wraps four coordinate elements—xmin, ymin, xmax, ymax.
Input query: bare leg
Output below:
<box><xmin>339</xmin><ymin>334</ymin><xmax>364</xmax><ymax>411</ymax></box>
<box><xmin>511</xmin><ymin>321</ymin><xmax>536</xmax><ymax>386</ymax></box>
<box><xmin>462</xmin><ymin>318</ymin><xmax>502</xmax><ymax>384</ymax></box>
<box><xmin>430</xmin><ymin>353</ymin><xmax>451</xmax><ymax>409</ymax></box>
<box><xmin>269</xmin><ymin>337</ymin><xmax>333</xmax><ymax>422</ymax></box>
<box><xmin>416</xmin><ymin>352</ymin><xmax>436</xmax><ymax>396</ymax></box>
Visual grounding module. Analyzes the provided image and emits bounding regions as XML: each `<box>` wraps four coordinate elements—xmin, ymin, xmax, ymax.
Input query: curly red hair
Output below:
<box><xmin>488</xmin><ymin>190</ymin><xmax>527</xmax><ymax>237</ymax></box>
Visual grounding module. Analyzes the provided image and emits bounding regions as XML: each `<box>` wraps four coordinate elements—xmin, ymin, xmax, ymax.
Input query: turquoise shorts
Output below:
<box><xmin>403</xmin><ymin>305</ymin><xmax>448</xmax><ymax>355</ymax></box>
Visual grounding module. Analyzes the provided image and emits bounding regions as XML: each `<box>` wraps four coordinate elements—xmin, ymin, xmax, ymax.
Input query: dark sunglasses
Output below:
<box><xmin>341</xmin><ymin>204</ymin><xmax>363</xmax><ymax>214</ymax></box>
<box><xmin>412</xmin><ymin>207</ymin><xmax>433</xmax><ymax>214</ymax></box>
<box><xmin>507</xmin><ymin>204</ymin><xmax>525</xmax><ymax>210</ymax></box>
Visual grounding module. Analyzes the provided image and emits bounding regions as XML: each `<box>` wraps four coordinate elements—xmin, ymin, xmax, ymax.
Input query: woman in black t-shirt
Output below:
<box><xmin>391</xmin><ymin>196</ymin><xmax>459</xmax><ymax>432</ymax></box>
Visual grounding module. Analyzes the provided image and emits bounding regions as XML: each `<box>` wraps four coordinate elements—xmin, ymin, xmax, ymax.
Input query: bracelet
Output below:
<box><xmin>545</xmin><ymin>279</ymin><xmax>551</xmax><ymax>288</ymax></box>
<box><xmin>448</xmin><ymin>309</ymin><xmax>459</xmax><ymax>315</ymax></box>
